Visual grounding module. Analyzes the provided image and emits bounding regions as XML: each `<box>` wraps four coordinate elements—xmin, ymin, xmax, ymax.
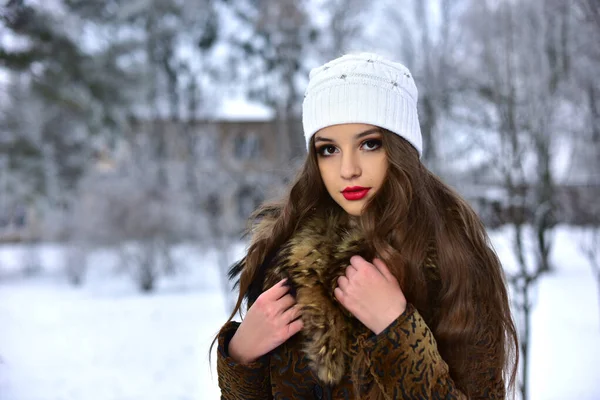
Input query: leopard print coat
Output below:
<box><xmin>216</xmin><ymin>214</ymin><xmax>505</xmax><ymax>399</ymax></box>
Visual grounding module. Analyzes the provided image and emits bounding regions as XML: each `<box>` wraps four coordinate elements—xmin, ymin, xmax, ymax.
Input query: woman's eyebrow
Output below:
<box><xmin>315</xmin><ymin>128</ymin><xmax>382</xmax><ymax>143</ymax></box>
<box><xmin>354</xmin><ymin>128</ymin><xmax>382</xmax><ymax>139</ymax></box>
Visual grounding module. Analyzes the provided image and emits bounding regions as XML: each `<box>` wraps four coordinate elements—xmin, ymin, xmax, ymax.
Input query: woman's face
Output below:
<box><xmin>314</xmin><ymin>123</ymin><xmax>388</xmax><ymax>216</ymax></box>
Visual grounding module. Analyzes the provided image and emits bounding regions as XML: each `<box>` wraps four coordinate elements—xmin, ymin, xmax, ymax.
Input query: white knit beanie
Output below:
<box><xmin>302</xmin><ymin>52</ymin><xmax>422</xmax><ymax>157</ymax></box>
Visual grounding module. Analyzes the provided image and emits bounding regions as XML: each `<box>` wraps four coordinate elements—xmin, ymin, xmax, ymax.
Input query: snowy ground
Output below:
<box><xmin>0</xmin><ymin>227</ymin><xmax>598</xmax><ymax>400</ymax></box>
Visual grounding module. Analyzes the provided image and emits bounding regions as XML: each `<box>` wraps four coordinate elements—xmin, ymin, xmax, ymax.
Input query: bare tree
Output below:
<box><xmin>223</xmin><ymin>0</ymin><xmax>321</xmax><ymax>162</ymax></box>
<box><xmin>70</xmin><ymin>136</ymin><xmax>195</xmax><ymax>292</ymax></box>
<box><xmin>469</xmin><ymin>7</ymin><xmax>538</xmax><ymax>396</ymax></box>
<box><xmin>571</xmin><ymin>0</ymin><xmax>600</xmax><ymax>329</ymax></box>
<box><xmin>64</xmin><ymin>241</ymin><xmax>88</xmax><ymax>286</ymax></box>
<box><xmin>459</xmin><ymin>0</ymin><xmax>579</xmax><ymax>397</ymax></box>
<box><xmin>319</xmin><ymin>0</ymin><xmax>365</xmax><ymax>58</ymax></box>
<box><xmin>366</xmin><ymin>0</ymin><xmax>469</xmax><ymax>174</ymax></box>
<box><xmin>579</xmin><ymin>229</ymin><xmax>600</xmax><ymax>328</ymax></box>
<box><xmin>578</xmin><ymin>0</ymin><xmax>600</xmax><ymax>36</ymax></box>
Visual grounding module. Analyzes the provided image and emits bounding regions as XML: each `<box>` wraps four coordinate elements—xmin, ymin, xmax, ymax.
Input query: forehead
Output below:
<box><xmin>315</xmin><ymin>123</ymin><xmax>380</xmax><ymax>141</ymax></box>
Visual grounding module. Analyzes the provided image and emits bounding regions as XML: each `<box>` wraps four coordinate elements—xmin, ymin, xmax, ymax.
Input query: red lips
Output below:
<box><xmin>341</xmin><ymin>186</ymin><xmax>371</xmax><ymax>201</ymax></box>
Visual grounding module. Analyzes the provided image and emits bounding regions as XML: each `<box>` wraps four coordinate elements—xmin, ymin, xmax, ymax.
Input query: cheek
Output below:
<box><xmin>377</xmin><ymin>160</ymin><xmax>388</xmax><ymax>182</ymax></box>
<box><xmin>368</xmin><ymin>155</ymin><xmax>388</xmax><ymax>185</ymax></box>
<box><xmin>318</xmin><ymin>162</ymin><xmax>337</xmax><ymax>194</ymax></box>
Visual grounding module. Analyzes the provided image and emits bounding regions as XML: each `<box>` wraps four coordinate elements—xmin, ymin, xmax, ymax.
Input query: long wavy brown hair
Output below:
<box><xmin>213</xmin><ymin>129</ymin><xmax>518</xmax><ymax>399</ymax></box>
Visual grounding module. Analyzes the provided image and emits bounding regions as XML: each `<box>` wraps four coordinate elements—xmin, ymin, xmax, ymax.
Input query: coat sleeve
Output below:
<box><xmin>216</xmin><ymin>321</ymin><xmax>272</xmax><ymax>400</ymax></box>
<box><xmin>361</xmin><ymin>304</ymin><xmax>505</xmax><ymax>400</ymax></box>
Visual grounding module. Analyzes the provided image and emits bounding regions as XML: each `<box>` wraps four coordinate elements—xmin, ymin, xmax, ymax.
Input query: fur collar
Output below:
<box><xmin>231</xmin><ymin>212</ymin><xmax>436</xmax><ymax>384</ymax></box>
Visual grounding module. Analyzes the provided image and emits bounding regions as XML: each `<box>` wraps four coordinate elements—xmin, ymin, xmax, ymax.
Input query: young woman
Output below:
<box><xmin>213</xmin><ymin>53</ymin><xmax>518</xmax><ymax>399</ymax></box>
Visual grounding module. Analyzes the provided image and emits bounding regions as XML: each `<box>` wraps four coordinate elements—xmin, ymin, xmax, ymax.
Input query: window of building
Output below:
<box><xmin>196</xmin><ymin>130</ymin><xmax>218</xmax><ymax>161</ymax></box>
<box><xmin>236</xmin><ymin>186</ymin><xmax>264</xmax><ymax>219</ymax></box>
<box><xmin>205</xmin><ymin>193</ymin><xmax>221</xmax><ymax>217</ymax></box>
<box><xmin>233</xmin><ymin>132</ymin><xmax>262</xmax><ymax>160</ymax></box>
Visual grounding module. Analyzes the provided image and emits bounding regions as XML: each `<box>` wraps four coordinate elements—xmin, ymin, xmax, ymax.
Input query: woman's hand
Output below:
<box><xmin>334</xmin><ymin>256</ymin><xmax>407</xmax><ymax>335</ymax></box>
<box><xmin>228</xmin><ymin>278</ymin><xmax>303</xmax><ymax>364</ymax></box>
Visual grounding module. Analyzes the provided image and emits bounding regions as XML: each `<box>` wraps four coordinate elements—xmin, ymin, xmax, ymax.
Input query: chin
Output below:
<box><xmin>340</xmin><ymin>203</ymin><xmax>364</xmax><ymax>216</ymax></box>
<box><xmin>332</xmin><ymin>195</ymin><xmax>368</xmax><ymax>216</ymax></box>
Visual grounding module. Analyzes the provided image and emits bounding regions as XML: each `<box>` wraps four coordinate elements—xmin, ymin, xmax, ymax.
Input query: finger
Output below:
<box><xmin>345</xmin><ymin>265</ymin><xmax>357</xmax><ymax>279</ymax></box>
<box><xmin>372</xmin><ymin>258</ymin><xmax>395</xmax><ymax>281</ymax></box>
<box><xmin>286</xmin><ymin>318</ymin><xmax>304</xmax><ymax>338</ymax></box>
<box><xmin>263</xmin><ymin>278</ymin><xmax>290</xmax><ymax>301</ymax></box>
<box><xmin>334</xmin><ymin>287</ymin><xmax>345</xmax><ymax>303</ymax></box>
<box><xmin>282</xmin><ymin>303</ymin><xmax>302</xmax><ymax>324</ymax></box>
<box><xmin>276</xmin><ymin>294</ymin><xmax>296</xmax><ymax>313</ymax></box>
<box><xmin>337</xmin><ymin>275</ymin><xmax>350</xmax><ymax>290</ymax></box>
<box><xmin>350</xmin><ymin>255</ymin><xmax>372</xmax><ymax>271</ymax></box>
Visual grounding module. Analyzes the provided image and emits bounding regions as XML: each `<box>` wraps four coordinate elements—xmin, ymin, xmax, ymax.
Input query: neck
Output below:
<box><xmin>347</xmin><ymin>215</ymin><xmax>360</xmax><ymax>229</ymax></box>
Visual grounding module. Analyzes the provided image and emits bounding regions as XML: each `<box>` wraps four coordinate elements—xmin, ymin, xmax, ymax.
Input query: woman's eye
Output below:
<box><xmin>318</xmin><ymin>145</ymin><xmax>337</xmax><ymax>156</ymax></box>
<box><xmin>362</xmin><ymin>139</ymin><xmax>382</xmax><ymax>151</ymax></box>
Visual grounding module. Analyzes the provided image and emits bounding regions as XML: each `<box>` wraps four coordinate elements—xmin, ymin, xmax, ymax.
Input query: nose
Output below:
<box><xmin>340</xmin><ymin>151</ymin><xmax>361</xmax><ymax>180</ymax></box>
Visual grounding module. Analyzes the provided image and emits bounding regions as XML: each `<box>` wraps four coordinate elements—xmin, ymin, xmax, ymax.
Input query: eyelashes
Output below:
<box><xmin>316</xmin><ymin>138</ymin><xmax>383</xmax><ymax>157</ymax></box>
<box><xmin>316</xmin><ymin>144</ymin><xmax>337</xmax><ymax>156</ymax></box>
<box><xmin>362</xmin><ymin>139</ymin><xmax>383</xmax><ymax>151</ymax></box>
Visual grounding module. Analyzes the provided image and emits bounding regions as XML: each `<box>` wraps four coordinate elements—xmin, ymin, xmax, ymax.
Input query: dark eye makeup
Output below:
<box><xmin>315</xmin><ymin>136</ymin><xmax>383</xmax><ymax>157</ymax></box>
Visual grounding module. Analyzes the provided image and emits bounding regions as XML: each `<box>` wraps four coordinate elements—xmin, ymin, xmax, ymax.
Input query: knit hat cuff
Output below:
<box><xmin>302</xmin><ymin>82</ymin><xmax>422</xmax><ymax>155</ymax></box>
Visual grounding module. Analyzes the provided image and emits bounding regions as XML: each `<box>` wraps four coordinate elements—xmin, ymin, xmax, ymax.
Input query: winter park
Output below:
<box><xmin>1</xmin><ymin>1</ymin><xmax>600</xmax><ymax>399</ymax></box>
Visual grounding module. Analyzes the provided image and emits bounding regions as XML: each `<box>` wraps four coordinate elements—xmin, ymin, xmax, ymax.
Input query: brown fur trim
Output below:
<box><xmin>260</xmin><ymin>214</ymin><xmax>377</xmax><ymax>384</ymax></box>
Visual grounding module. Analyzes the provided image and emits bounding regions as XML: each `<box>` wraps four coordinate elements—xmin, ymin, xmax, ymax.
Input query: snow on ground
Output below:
<box><xmin>0</xmin><ymin>227</ymin><xmax>599</xmax><ymax>400</ymax></box>
<box><xmin>489</xmin><ymin>226</ymin><xmax>600</xmax><ymax>400</ymax></box>
<box><xmin>0</xmin><ymin>244</ymin><xmax>244</xmax><ymax>400</ymax></box>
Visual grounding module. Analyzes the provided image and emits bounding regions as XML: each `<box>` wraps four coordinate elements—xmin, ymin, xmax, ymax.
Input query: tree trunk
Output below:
<box><xmin>519</xmin><ymin>280</ymin><xmax>531</xmax><ymax>400</ymax></box>
<box><xmin>66</xmin><ymin>243</ymin><xmax>87</xmax><ymax>286</ymax></box>
<box><xmin>596</xmin><ymin>267</ymin><xmax>600</xmax><ymax>331</ymax></box>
